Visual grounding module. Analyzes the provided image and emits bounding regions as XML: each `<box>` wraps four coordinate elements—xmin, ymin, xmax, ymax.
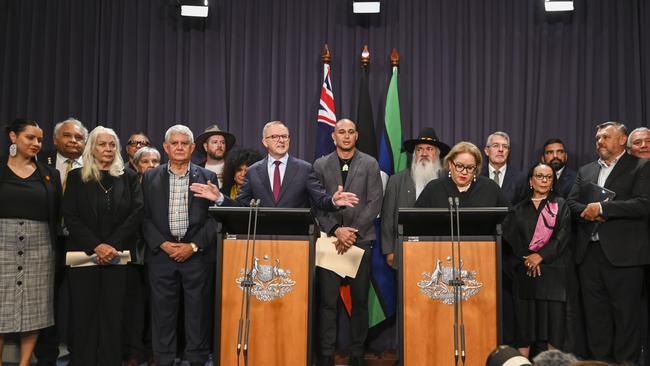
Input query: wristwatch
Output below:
<box><xmin>190</xmin><ymin>243</ymin><xmax>199</xmax><ymax>253</ymax></box>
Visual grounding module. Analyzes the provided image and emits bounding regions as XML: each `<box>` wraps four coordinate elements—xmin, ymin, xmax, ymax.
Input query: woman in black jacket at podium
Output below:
<box><xmin>502</xmin><ymin>163</ymin><xmax>572</xmax><ymax>359</ymax></box>
<box><xmin>415</xmin><ymin>141</ymin><xmax>509</xmax><ymax>208</ymax></box>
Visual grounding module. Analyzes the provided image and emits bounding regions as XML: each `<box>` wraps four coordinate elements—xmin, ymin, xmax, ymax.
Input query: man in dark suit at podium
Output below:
<box><xmin>201</xmin><ymin>120</ymin><xmax>358</xmax><ymax>209</ymax></box>
<box><xmin>142</xmin><ymin>124</ymin><xmax>219</xmax><ymax>366</ymax></box>
<box><xmin>567</xmin><ymin>121</ymin><xmax>650</xmax><ymax>363</ymax></box>
<box><xmin>540</xmin><ymin>138</ymin><xmax>577</xmax><ymax>198</ymax></box>
<box><xmin>312</xmin><ymin>119</ymin><xmax>382</xmax><ymax>366</ymax></box>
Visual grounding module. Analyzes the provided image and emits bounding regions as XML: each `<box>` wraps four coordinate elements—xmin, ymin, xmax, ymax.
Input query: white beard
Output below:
<box><xmin>412</xmin><ymin>157</ymin><xmax>442</xmax><ymax>199</ymax></box>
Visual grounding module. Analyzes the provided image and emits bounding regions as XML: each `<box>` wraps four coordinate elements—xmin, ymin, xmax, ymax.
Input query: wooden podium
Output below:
<box><xmin>398</xmin><ymin>208</ymin><xmax>508</xmax><ymax>366</ymax></box>
<box><xmin>210</xmin><ymin>207</ymin><xmax>316</xmax><ymax>366</ymax></box>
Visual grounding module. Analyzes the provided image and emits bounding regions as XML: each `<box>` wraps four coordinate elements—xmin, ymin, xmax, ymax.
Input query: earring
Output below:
<box><xmin>473</xmin><ymin>175</ymin><xmax>477</xmax><ymax>182</ymax></box>
<box><xmin>529</xmin><ymin>185</ymin><xmax>533</xmax><ymax>190</ymax></box>
<box><xmin>448</xmin><ymin>171</ymin><xmax>452</xmax><ymax>178</ymax></box>
<box><xmin>9</xmin><ymin>143</ymin><xmax>17</xmax><ymax>157</ymax></box>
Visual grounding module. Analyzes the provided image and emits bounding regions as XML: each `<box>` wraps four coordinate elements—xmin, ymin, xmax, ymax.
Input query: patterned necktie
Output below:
<box><xmin>62</xmin><ymin>159</ymin><xmax>74</xmax><ymax>192</ymax></box>
<box><xmin>493</xmin><ymin>169</ymin><xmax>501</xmax><ymax>186</ymax></box>
<box><xmin>273</xmin><ymin>160</ymin><xmax>281</xmax><ymax>201</ymax></box>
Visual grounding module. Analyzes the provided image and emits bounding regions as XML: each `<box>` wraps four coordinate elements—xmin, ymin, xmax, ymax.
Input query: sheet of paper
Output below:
<box><xmin>65</xmin><ymin>250</ymin><xmax>131</xmax><ymax>267</ymax></box>
<box><xmin>315</xmin><ymin>233</ymin><xmax>364</xmax><ymax>278</ymax></box>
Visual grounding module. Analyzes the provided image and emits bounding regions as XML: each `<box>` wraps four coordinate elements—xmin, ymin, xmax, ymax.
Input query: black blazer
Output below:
<box><xmin>0</xmin><ymin>156</ymin><xmax>62</xmax><ymax>248</ymax></box>
<box><xmin>62</xmin><ymin>168</ymin><xmax>143</xmax><ymax>254</ymax></box>
<box><xmin>567</xmin><ymin>153</ymin><xmax>650</xmax><ymax>266</ymax></box>
<box><xmin>556</xmin><ymin>167</ymin><xmax>577</xmax><ymax>198</ymax></box>
<box><xmin>142</xmin><ymin>163</ymin><xmax>219</xmax><ymax>264</ymax></box>
<box><xmin>481</xmin><ymin>164</ymin><xmax>525</xmax><ymax>205</ymax></box>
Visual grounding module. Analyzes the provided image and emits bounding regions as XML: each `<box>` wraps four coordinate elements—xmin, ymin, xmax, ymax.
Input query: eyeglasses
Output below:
<box><xmin>533</xmin><ymin>174</ymin><xmax>554</xmax><ymax>181</ymax></box>
<box><xmin>265</xmin><ymin>134</ymin><xmax>290</xmax><ymax>142</ymax></box>
<box><xmin>488</xmin><ymin>143</ymin><xmax>510</xmax><ymax>150</ymax></box>
<box><xmin>451</xmin><ymin>161</ymin><xmax>477</xmax><ymax>173</ymax></box>
<box><xmin>127</xmin><ymin>140</ymin><xmax>150</xmax><ymax>147</ymax></box>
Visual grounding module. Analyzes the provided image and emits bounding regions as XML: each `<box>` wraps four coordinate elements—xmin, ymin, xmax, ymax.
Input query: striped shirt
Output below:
<box><xmin>168</xmin><ymin>164</ymin><xmax>190</xmax><ymax>240</ymax></box>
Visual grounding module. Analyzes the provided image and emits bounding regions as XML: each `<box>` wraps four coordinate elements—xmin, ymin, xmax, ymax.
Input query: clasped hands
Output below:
<box><xmin>523</xmin><ymin>253</ymin><xmax>543</xmax><ymax>277</ymax></box>
<box><xmin>160</xmin><ymin>241</ymin><xmax>195</xmax><ymax>262</ymax></box>
<box><xmin>94</xmin><ymin>243</ymin><xmax>118</xmax><ymax>265</ymax></box>
<box><xmin>334</xmin><ymin>227</ymin><xmax>358</xmax><ymax>254</ymax></box>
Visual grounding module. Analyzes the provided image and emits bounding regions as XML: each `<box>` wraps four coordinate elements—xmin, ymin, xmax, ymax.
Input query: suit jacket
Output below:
<box><xmin>556</xmin><ymin>167</ymin><xmax>577</xmax><ymax>198</ymax></box>
<box><xmin>225</xmin><ymin>155</ymin><xmax>335</xmax><ymax>210</ymax></box>
<box><xmin>313</xmin><ymin>151</ymin><xmax>382</xmax><ymax>243</ymax></box>
<box><xmin>0</xmin><ymin>156</ymin><xmax>62</xmax><ymax>248</ymax></box>
<box><xmin>37</xmin><ymin>149</ymin><xmax>59</xmax><ymax>167</ymax></box>
<box><xmin>62</xmin><ymin>168</ymin><xmax>143</xmax><ymax>253</ymax></box>
<box><xmin>481</xmin><ymin>164</ymin><xmax>525</xmax><ymax>205</ymax></box>
<box><xmin>567</xmin><ymin>153</ymin><xmax>650</xmax><ymax>266</ymax></box>
<box><xmin>142</xmin><ymin>163</ymin><xmax>219</xmax><ymax>264</ymax></box>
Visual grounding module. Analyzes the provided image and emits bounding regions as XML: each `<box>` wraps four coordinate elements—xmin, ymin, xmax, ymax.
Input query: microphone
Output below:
<box><xmin>243</xmin><ymin>197</ymin><xmax>261</xmax><ymax>366</ymax></box>
<box><xmin>454</xmin><ymin>197</ymin><xmax>467</xmax><ymax>365</ymax></box>
<box><xmin>448</xmin><ymin>196</ymin><xmax>459</xmax><ymax>366</ymax></box>
<box><xmin>236</xmin><ymin>197</ymin><xmax>257</xmax><ymax>360</ymax></box>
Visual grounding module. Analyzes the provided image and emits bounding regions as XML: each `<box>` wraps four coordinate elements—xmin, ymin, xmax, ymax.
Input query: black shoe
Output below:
<box><xmin>349</xmin><ymin>355</ymin><xmax>366</xmax><ymax>366</ymax></box>
<box><xmin>317</xmin><ymin>355</ymin><xmax>334</xmax><ymax>366</ymax></box>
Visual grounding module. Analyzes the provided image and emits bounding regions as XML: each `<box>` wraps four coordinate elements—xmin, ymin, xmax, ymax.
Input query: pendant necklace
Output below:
<box><xmin>341</xmin><ymin>158</ymin><xmax>352</xmax><ymax>172</ymax></box>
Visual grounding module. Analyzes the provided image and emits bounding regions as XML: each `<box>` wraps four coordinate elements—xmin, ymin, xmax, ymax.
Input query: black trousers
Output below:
<box><xmin>317</xmin><ymin>243</ymin><xmax>371</xmax><ymax>357</ymax></box>
<box><xmin>68</xmin><ymin>265</ymin><xmax>128</xmax><ymax>366</ymax></box>
<box><xmin>148</xmin><ymin>260</ymin><xmax>214</xmax><ymax>365</ymax></box>
<box><xmin>122</xmin><ymin>264</ymin><xmax>152</xmax><ymax>363</ymax></box>
<box><xmin>579</xmin><ymin>242</ymin><xmax>644</xmax><ymax>363</ymax></box>
<box><xmin>34</xmin><ymin>236</ymin><xmax>67</xmax><ymax>366</ymax></box>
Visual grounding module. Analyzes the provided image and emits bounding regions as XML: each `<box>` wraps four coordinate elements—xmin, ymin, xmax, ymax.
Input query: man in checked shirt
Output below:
<box><xmin>141</xmin><ymin>124</ymin><xmax>220</xmax><ymax>366</ymax></box>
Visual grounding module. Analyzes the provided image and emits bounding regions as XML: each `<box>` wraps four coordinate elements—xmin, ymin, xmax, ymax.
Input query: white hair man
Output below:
<box><xmin>380</xmin><ymin>127</ymin><xmax>449</xmax><ymax>268</ymax></box>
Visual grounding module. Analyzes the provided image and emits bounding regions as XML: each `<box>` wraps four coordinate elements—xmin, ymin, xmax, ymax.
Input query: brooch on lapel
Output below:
<box><xmin>44</xmin><ymin>175</ymin><xmax>51</xmax><ymax>183</ymax></box>
<box><xmin>47</xmin><ymin>156</ymin><xmax>53</xmax><ymax>165</ymax></box>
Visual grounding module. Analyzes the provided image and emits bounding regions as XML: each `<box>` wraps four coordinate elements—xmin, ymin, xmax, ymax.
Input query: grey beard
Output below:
<box><xmin>412</xmin><ymin>158</ymin><xmax>441</xmax><ymax>197</ymax></box>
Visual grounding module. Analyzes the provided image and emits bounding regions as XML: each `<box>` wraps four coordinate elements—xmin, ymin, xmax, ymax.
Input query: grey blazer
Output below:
<box><xmin>313</xmin><ymin>150</ymin><xmax>383</xmax><ymax>243</ymax></box>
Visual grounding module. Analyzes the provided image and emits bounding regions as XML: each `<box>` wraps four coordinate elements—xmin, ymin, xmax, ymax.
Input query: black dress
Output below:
<box><xmin>502</xmin><ymin>197</ymin><xmax>572</xmax><ymax>348</ymax></box>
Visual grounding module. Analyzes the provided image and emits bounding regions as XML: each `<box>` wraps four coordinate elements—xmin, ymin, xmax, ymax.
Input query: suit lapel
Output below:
<box><xmin>111</xmin><ymin>173</ymin><xmax>125</xmax><ymax>216</ymax></box>
<box><xmin>188</xmin><ymin>163</ymin><xmax>198</xmax><ymax>210</ymax></box>
<box><xmin>344</xmin><ymin>153</ymin><xmax>360</xmax><ymax>190</ymax></box>
<box><xmin>256</xmin><ymin>158</ymin><xmax>274</xmax><ymax>204</ymax></box>
<box><xmin>278</xmin><ymin>156</ymin><xmax>297</xmax><ymax>203</ymax></box>
<box><xmin>327</xmin><ymin>154</ymin><xmax>343</xmax><ymax>188</ymax></box>
<box><xmin>161</xmin><ymin>164</ymin><xmax>171</xmax><ymax>220</ymax></box>
<box><xmin>604</xmin><ymin>154</ymin><xmax>630</xmax><ymax>188</ymax></box>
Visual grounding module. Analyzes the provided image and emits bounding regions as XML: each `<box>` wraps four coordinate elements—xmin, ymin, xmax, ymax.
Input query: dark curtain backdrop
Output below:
<box><xmin>1</xmin><ymin>0</ymin><xmax>649</xmax><ymax>169</ymax></box>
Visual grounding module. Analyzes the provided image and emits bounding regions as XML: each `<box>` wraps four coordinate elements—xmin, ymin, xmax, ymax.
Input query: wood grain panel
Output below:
<box><xmin>403</xmin><ymin>241</ymin><xmax>497</xmax><ymax>366</ymax></box>
<box><xmin>219</xmin><ymin>239</ymin><xmax>310</xmax><ymax>366</ymax></box>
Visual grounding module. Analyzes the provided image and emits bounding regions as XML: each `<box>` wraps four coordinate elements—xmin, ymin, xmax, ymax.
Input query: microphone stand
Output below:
<box><xmin>242</xmin><ymin>199</ymin><xmax>261</xmax><ymax>366</ymax></box>
<box><xmin>236</xmin><ymin>199</ymin><xmax>257</xmax><ymax>365</ymax></box>
<box><xmin>448</xmin><ymin>197</ymin><xmax>459</xmax><ymax>366</ymax></box>
<box><xmin>454</xmin><ymin>197</ymin><xmax>467</xmax><ymax>365</ymax></box>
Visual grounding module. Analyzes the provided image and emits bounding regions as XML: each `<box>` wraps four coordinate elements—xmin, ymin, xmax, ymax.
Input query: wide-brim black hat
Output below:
<box><xmin>195</xmin><ymin>124</ymin><xmax>236</xmax><ymax>154</ymax></box>
<box><xmin>403</xmin><ymin>127</ymin><xmax>450</xmax><ymax>158</ymax></box>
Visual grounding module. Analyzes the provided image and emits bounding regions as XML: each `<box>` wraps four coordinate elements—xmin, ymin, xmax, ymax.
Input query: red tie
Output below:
<box><xmin>273</xmin><ymin>160</ymin><xmax>281</xmax><ymax>201</ymax></box>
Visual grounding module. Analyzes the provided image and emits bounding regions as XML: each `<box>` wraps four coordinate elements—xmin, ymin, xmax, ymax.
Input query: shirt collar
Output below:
<box><xmin>268</xmin><ymin>154</ymin><xmax>289</xmax><ymax>167</ymax></box>
<box><xmin>57</xmin><ymin>152</ymin><xmax>82</xmax><ymax>165</ymax></box>
<box><xmin>167</xmin><ymin>163</ymin><xmax>191</xmax><ymax>177</ymax></box>
<box><xmin>489</xmin><ymin>163</ymin><xmax>507</xmax><ymax>175</ymax></box>
<box><xmin>597</xmin><ymin>151</ymin><xmax>625</xmax><ymax>168</ymax></box>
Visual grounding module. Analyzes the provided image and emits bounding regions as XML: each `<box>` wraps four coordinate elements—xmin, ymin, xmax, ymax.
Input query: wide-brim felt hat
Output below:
<box><xmin>195</xmin><ymin>124</ymin><xmax>236</xmax><ymax>154</ymax></box>
<box><xmin>403</xmin><ymin>127</ymin><xmax>450</xmax><ymax>158</ymax></box>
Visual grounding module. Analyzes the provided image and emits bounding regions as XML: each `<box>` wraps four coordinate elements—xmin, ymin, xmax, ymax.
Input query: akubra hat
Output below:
<box><xmin>195</xmin><ymin>124</ymin><xmax>236</xmax><ymax>155</ymax></box>
<box><xmin>403</xmin><ymin>127</ymin><xmax>450</xmax><ymax>158</ymax></box>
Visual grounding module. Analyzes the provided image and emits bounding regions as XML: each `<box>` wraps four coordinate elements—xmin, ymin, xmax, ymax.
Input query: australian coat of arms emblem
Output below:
<box><xmin>416</xmin><ymin>257</ymin><xmax>482</xmax><ymax>305</ymax></box>
<box><xmin>236</xmin><ymin>256</ymin><xmax>296</xmax><ymax>302</ymax></box>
